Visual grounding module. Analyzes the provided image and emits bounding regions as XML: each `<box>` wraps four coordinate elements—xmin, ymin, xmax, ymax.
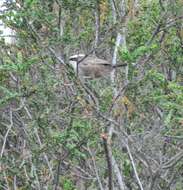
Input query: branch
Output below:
<box><xmin>0</xmin><ymin>110</ymin><xmax>13</xmax><ymax>158</ymax></box>
<box><xmin>101</xmin><ymin>133</ymin><xmax>113</xmax><ymax>190</ymax></box>
<box><xmin>125</xmin><ymin>141</ymin><xmax>144</xmax><ymax>190</ymax></box>
<box><xmin>162</xmin><ymin>150</ymin><xmax>183</xmax><ymax>169</ymax></box>
<box><xmin>54</xmin><ymin>158</ymin><xmax>61</xmax><ymax>190</ymax></box>
<box><xmin>94</xmin><ymin>0</ymin><xmax>100</xmax><ymax>53</ymax></box>
<box><xmin>23</xmin><ymin>102</ymin><xmax>54</xmax><ymax>180</ymax></box>
<box><xmin>0</xmin><ymin>98</ymin><xmax>26</xmax><ymax>156</ymax></box>
<box><xmin>112</xmin><ymin>155</ymin><xmax>126</xmax><ymax>190</ymax></box>
<box><xmin>87</xmin><ymin>146</ymin><xmax>104</xmax><ymax>190</ymax></box>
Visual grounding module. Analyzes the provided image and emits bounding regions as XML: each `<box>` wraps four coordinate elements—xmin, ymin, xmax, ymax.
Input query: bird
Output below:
<box><xmin>69</xmin><ymin>54</ymin><xmax>127</xmax><ymax>79</ymax></box>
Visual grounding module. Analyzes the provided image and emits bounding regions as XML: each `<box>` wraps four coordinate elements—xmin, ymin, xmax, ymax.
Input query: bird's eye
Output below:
<box><xmin>69</xmin><ymin>57</ymin><xmax>78</xmax><ymax>61</ymax></box>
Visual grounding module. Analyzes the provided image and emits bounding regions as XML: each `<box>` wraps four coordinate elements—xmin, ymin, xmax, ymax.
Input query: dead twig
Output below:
<box><xmin>125</xmin><ymin>140</ymin><xmax>144</xmax><ymax>190</ymax></box>
<box><xmin>87</xmin><ymin>146</ymin><xmax>104</xmax><ymax>190</ymax></box>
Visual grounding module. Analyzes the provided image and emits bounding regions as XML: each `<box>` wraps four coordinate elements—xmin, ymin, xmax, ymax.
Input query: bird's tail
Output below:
<box><xmin>113</xmin><ymin>63</ymin><xmax>127</xmax><ymax>67</ymax></box>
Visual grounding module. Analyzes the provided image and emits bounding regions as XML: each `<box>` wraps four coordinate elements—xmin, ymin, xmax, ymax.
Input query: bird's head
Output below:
<box><xmin>69</xmin><ymin>54</ymin><xmax>85</xmax><ymax>72</ymax></box>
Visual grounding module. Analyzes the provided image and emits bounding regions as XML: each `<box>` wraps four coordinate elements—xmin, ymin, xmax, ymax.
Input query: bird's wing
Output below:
<box><xmin>81</xmin><ymin>56</ymin><xmax>110</xmax><ymax>66</ymax></box>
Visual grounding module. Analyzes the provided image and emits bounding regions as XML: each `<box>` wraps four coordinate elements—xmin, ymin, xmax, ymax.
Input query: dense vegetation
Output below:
<box><xmin>0</xmin><ymin>0</ymin><xmax>183</xmax><ymax>189</ymax></box>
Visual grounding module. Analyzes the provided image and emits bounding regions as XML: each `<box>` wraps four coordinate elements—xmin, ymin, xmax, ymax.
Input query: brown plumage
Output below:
<box><xmin>69</xmin><ymin>54</ymin><xmax>126</xmax><ymax>78</ymax></box>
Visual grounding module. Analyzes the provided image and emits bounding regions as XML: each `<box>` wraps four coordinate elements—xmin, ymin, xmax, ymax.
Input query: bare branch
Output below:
<box><xmin>101</xmin><ymin>133</ymin><xmax>113</xmax><ymax>190</ymax></box>
<box><xmin>112</xmin><ymin>155</ymin><xmax>126</xmax><ymax>190</ymax></box>
<box><xmin>0</xmin><ymin>110</ymin><xmax>13</xmax><ymax>158</ymax></box>
<box><xmin>125</xmin><ymin>141</ymin><xmax>144</xmax><ymax>190</ymax></box>
<box><xmin>88</xmin><ymin>146</ymin><xmax>104</xmax><ymax>190</ymax></box>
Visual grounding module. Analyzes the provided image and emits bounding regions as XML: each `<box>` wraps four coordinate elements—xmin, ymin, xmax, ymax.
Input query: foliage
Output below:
<box><xmin>0</xmin><ymin>0</ymin><xmax>183</xmax><ymax>189</ymax></box>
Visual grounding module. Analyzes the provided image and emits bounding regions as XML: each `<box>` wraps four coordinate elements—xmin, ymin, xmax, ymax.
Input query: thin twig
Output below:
<box><xmin>13</xmin><ymin>175</ymin><xmax>17</xmax><ymax>190</ymax></box>
<box><xmin>0</xmin><ymin>110</ymin><xmax>13</xmax><ymax>158</ymax></box>
<box><xmin>35</xmin><ymin>129</ymin><xmax>54</xmax><ymax>180</ymax></box>
<box><xmin>162</xmin><ymin>150</ymin><xmax>183</xmax><ymax>169</ymax></box>
<box><xmin>125</xmin><ymin>141</ymin><xmax>144</xmax><ymax>190</ymax></box>
<box><xmin>32</xmin><ymin>164</ymin><xmax>41</xmax><ymax>190</ymax></box>
<box><xmin>88</xmin><ymin>146</ymin><xmax>104</xmax><ymax>190</ymax></box>
<box><xmin>54</xmin><ymin>158</ymin><xmax>61</xmax><ymax>190</ymax></box>
<box><xmin>3</xmin><ymin>171</ymin><xmax>10</xmax><ymax>190</ymax></box>
<box><xmin>111</xmin><ymin>156</ymin><xmax>126</xmax><ymax>190</ymax></box>
<box><xmin>23</xmin><ymin>103</ymin><xmax>54</xmax><ymax>180</ymax></box>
